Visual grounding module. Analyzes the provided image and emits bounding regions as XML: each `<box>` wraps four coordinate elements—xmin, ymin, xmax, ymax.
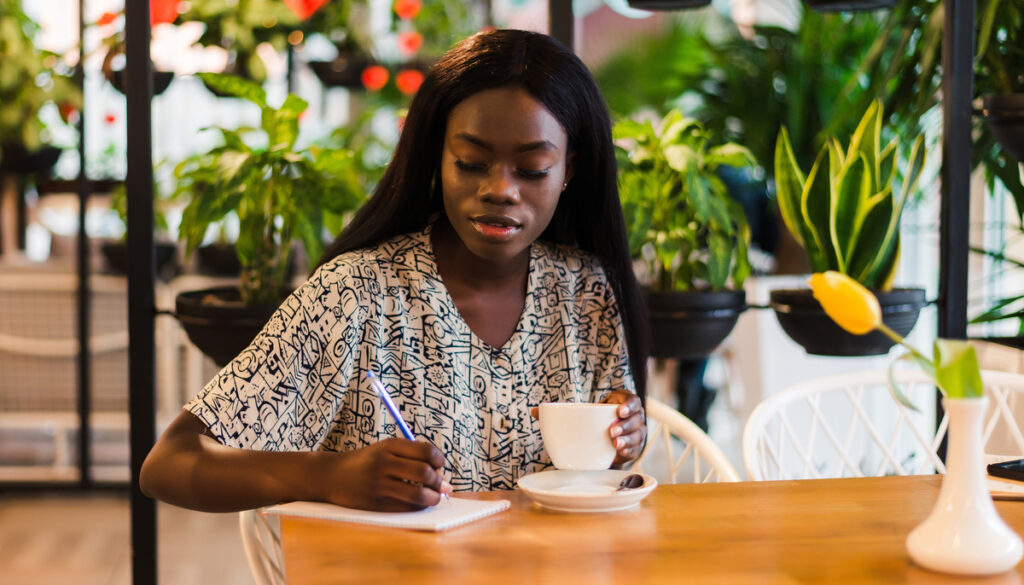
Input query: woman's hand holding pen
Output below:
<box><xmin>316</xmin><ymin>439</ymin><xmax>453</xmax><ymax>512</ymax></box>
<box><xmin>600</xmin><ymin>390</ymin><xmax>647</xmax><ymax>466</ymax></box>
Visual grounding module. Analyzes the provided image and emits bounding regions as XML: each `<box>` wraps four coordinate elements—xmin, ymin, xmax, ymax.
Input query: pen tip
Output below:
<box><xmin>366</xmin><ymin>371</ymin><xmax>375</xmax><ymax>379</ymax></box>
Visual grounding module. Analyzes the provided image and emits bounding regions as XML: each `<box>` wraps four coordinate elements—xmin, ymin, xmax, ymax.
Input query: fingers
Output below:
<box><xmin>603</xmin><ymin>392</ymin><xmax>646</xmax><ymax>464</ymax></box>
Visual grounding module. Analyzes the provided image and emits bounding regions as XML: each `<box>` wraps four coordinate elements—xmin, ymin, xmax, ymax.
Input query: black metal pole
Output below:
<box><xmin>548</xmin><ymin>0</ymin><xmax>574</xmax><ymax>52</ymax></box>
<box><xmin>125</xmin><ymin>0</ymin><xmax>157</xmax><ymax>583</ymax></box>
<box><xmin>938</xmin><ymin>0</ymin><xmax>974</xmax><ymax>340</ymax></box>
<box><xmin>75</xmin><ymin>0</ymin><xmax>92</xmax><ymax>490</ymax></box>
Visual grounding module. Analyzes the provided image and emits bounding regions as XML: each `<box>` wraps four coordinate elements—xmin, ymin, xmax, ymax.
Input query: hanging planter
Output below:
<box><xmin>647</xmin><ymin>290</ymin><xmax>747</xmax><ymax>359</ymax></box>
<box><xmin>176</xmin><ymin>287</ymin><xmax>278</xmax><ymax>367</ymax></box>
<box><xmin>626</xmin><ymin>0</ymin><xmax>711</xmax><ymax>9</ymax></box>
<box><xmin>769</xmin><ymin>287</ymin><xmax>926</xmax><ymax>356</ymax></box>
<box><xmin>981</xmin><ymin>94</ymin><xmax>1024</xmax><ymax>162</ymax></box>
<box><xmin>100</xmin><ymin>239</ymin><xmax>178</xmax><ymax>276</ymax></box>
<box><xmin>0</xmin><ymin>144</ymin><xmax>62</xmax><ymax>175</ymax></box>
<box><xmin>308</xmin><ymin>50</ymin><xmax>374</xmax><ymax>88</ymax></box>
<box><xmin>802</xmin><ymin>0</ymin><xmax>897</xmax><ymax>12</ymax></box>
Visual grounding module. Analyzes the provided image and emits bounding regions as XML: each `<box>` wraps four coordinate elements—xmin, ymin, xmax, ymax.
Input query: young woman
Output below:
<box><xmin>141</xmin><ymin>29</ymin><xmax>649</xmax><ymax>513</ymax></box>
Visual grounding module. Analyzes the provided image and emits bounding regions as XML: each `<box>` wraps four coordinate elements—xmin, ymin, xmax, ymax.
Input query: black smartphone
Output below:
<box><xmin>988</xmin><ymin>459</ymin><xmax>1024</xmax><ymax>482</ymax></box>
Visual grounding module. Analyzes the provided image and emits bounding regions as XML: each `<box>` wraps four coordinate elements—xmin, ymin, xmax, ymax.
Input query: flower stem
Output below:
<box><xmin>877</xmin><ymin>323</ymin><xmax>930</xmax><ymax>363</ymax></box>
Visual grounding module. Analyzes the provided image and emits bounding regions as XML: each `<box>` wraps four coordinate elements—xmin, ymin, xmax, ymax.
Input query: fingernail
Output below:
<box><xmin>610</xmin><ymin>425</ymin><xmax>622</xmax><ymax>438</ymax></box>
<box><xmin>441</xmin><ymin>480</ymin><xmax>453</xmax><ymax>493</ymax></box>
<box><xmin>616</xmin><ymin>438</ymin><xmax>626</xmax><ymax>449</ymax></box>
<box><xmin>619</xmin><ymin>405</ymin><xmax>630</xmax><ymax>417</ymax></box>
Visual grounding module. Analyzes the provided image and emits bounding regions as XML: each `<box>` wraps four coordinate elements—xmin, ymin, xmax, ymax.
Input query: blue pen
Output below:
<box><xmin>366</xmin><ymin>371</ymin><xmax>450</xmax><ymax>502</ymax></box>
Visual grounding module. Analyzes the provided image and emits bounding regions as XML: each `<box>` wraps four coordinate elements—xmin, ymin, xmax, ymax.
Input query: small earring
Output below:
<box><xmin>562</xmin><ymin>181</ymin><xmax>568</xmax><ymax>190</ymax></box>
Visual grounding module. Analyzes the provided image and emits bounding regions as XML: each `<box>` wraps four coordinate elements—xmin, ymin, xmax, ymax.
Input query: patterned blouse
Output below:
<box><xmin>185</xmin><ymin>223</ymin><xmax>635</xmax><ymax>491</ymax></box>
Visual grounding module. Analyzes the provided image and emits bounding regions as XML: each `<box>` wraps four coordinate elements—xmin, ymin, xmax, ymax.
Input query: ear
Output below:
<box><xmin>564</xmin><ymin>151</ymin><xmax>576</xmax><ymax>188</ymax></box>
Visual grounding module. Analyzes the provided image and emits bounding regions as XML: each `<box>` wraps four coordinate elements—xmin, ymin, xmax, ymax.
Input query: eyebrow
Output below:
<box><xmin>452</xmin><ymin>132</ymin><xmax>558</xmax><ymax>154</ymax></box>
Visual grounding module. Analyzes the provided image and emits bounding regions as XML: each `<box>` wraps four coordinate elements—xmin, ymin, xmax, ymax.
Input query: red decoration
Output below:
<box><xmin>58</xmin><ymin>102</ymin><xmax>79</xmax><ymax>124</ymax></box>
<box><xmin>150</xmin><ymin>0</ymin><xmax>181</xmax><ymax>27</ymax></box>
<box><xmin>104</xmin><ymin>113</ymin><xmax>117</xmax><ymax>126</ymax></box>
<box><xmin>283</xmin><ymin>0</ymin><xmax>328</xmax><ymax>21</ymax></box>
<box><xmin>96</xmin><ymin>12</ymin><xmax>120</xmax><ymax>26</ymax></box>
<box><xmin>395</xmin><ymin>69</ymin><xmax>424</xmax><ymax>95</ymax></box>
<box><xmin>397</xmin><ymin>31</ymin><xmax>423</xmax><ymax>57</ymax></box>
<box><xmin>393</xmin><ymin>0</ymin><xmax>422</xmax><ymax>20</ymax></box>
<box><xmin>361</xmin><ymin>66</ymin><xmax>389</xmax><ymax>91</ymax></box>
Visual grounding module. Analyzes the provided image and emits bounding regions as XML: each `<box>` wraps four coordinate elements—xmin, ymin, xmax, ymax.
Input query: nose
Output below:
<box><xmin>478</xmin><ymin>165</ymin><xmax>519</xmax><ymax>205</ymax></box>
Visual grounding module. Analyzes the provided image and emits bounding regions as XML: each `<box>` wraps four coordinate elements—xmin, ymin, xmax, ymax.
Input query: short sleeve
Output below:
<box><xmin>184</xmin><ymin>261</ymin><xmax>366</xmax><ymax>451</ymax></box>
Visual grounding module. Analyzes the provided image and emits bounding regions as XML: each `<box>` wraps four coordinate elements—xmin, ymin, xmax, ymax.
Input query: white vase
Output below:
<box><xmin>907</xmin><ymin>396</ymin><xmax>1024</xmax><ymax>575</ymax></box>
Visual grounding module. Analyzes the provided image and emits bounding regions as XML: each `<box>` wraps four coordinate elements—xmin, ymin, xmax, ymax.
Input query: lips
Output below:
<box><xmin>469</xmin><ymin>214</ymin><xmax>522</xmax><ymax>240</ymax></box>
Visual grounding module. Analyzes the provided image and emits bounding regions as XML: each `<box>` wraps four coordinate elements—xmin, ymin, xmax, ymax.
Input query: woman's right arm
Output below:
<box><xmin>140</xmin><ymin>410</ymin><xmax>451</xmax><ymax>513</ymax></box>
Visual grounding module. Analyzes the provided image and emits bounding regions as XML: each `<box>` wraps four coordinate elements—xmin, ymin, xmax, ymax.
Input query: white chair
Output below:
<box><xmin>743</xmin><ymin>369</ymin><xmax>1024</xmax><ymax>481</ymax></box>
<box><xmin>0</xmin><ymin>272</ymin><xmax>130</xmax><ymax>481</ymax></box>
<box><xmin>240</xmin><ymin>509</ymin><xmax>285</xmax><ymax>585</ymax></box>
<box><xmin>632</xmin><ymin>397</ymin><xmax>741</xmax><ymax>483</ymax></box>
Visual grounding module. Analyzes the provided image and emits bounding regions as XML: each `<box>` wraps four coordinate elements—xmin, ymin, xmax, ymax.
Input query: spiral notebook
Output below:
<box><xmin>263</xmin><ymin>497</ymin><xmax>511</xmax><ymax>532</ymax></box>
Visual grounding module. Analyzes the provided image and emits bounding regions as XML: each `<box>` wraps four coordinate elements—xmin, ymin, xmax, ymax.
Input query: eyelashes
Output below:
<box><xmin>454</xmin><ymin>160</ymin><xmax>551</xmax><ymax>180</ymax></box>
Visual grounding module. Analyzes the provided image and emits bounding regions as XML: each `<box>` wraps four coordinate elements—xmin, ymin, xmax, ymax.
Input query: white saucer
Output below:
<box><xmin>517</xmin><ymin>469</ymin><xmax>657</xmax><ymax>513</ymax></box>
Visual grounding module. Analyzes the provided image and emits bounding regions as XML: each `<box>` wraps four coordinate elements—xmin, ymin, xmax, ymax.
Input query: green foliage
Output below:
<box><xmin>174</xmin><ymin>73</ymin><xmax>366</xmax><ymax>305</ymax></box>
<box><xmin>887</xmin><ymin>338</ymin><xmax>984</xmax><ymax>412</ymax></box>
<box><xmin>775</xmin><ymin>100</ymin><xmax>925</xmax><ymax>290</ymax></box>
<box><xmin>846</xmin><ymin>0</ymin><xmax>1024</xmax><ymax>221</ymax></box>
<box><xmin>971</xmin><ymin>224</ymin><xmax>1024</xmax><ymax>334</ymax></box>
<box><xmin>594</xmin><ymin>14</ymin><xmax>886</xmax><ymax>175</ymax></box>
<box><xmin>178</xmin><ymin>0</ymin><xmax>300</xmax><ymax>82</ymax></box>
<box><xmin>0</xmin><ymin>0</ymin><xmax>80</xmax><ymax>158</ymax></box>
<box><xmin>615</xmin><ymin>110</ymin><xmax>755</xmax><ymax>292</ymax></box>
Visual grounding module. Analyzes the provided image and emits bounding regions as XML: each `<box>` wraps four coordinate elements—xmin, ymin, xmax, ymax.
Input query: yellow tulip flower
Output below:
<box><xmin>807</xmin><ymin>271</ymin><xmax>881</xmax><ymax>335</ymax></box>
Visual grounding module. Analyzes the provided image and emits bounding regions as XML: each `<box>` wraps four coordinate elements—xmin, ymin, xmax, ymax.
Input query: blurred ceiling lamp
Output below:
<box><xmin>625</xmin><ymin>0</ymin><xmax>711</xmax><ymax>9</ymax></box>
<box><xmin>728</xmin><ymin>0</ymin><xmax>800</xmax><ymax>38</ymax></box>
<box><xmin>802</xmin><ymin>0</ymin><xmax>896</xmax><ymax>10</ymax></box>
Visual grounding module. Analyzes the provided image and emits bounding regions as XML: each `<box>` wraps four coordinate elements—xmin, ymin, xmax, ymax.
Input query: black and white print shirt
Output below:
<box><xmin>186</xmin><ymin>224</ymin><xmax>635</xmax><ymax>491</ymax></box>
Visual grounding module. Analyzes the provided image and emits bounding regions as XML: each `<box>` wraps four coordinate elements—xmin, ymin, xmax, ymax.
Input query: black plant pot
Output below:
<box><xmin>0</xmin><ymin>144</ymin><xmax>62</xmax><ymax>176</ymax></box>
<box><xmin>308</xmin><ymin>52</ymin><xmax>374</xmax><ymax>88</ymax></box>
<box><xmin>646</xmin><ymin>289</ymin><xmax>747</xmax><ymax>359</ymax></box>
<box><xmin>175</xmin><ymin>287</ymin><xmax>280</xmax><ymax>367</ymax></box>
<box><xmin>107</xmin><ymin>69</ymin><xmax>175</xmax><ymax>96</ymax></box>
<box><xmin>769</xmin><ymin>288</ymin><xmax>927</xmax><ymax>356</ymax></box>
<box><xmin>977</xmin><ymin>336</ymin><xmax>1024</xmax><ymax>351</ymax></box>
<box><xmin>100</xmin><ymin>240</ymin><xmax>177</xmax><ymax>275</ymax></box>
<box><xmin>36</xmin><ymin>178</ymin><xmax>122</xmax><ymax>195</ymax></box>
<box><xmin>803</xmin><ymin>0</ymin><xmax>897</xmax><ymax>10</ymax></box>
<box><xmin>626</xmin><ymin>0</ymin><xmax>712</xmax><ymax>9</ymax></box>
<box><xmin>981</xmin><ymin>94</ymin><xmax>1024</xmax><ymax>162</ymax></box>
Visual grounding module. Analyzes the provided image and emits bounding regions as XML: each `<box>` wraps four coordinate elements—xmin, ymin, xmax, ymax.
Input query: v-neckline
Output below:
<box><xmin>421</xmin><ymin>222</ymin><xmax>539</xmax><ymax>354</ymax></box>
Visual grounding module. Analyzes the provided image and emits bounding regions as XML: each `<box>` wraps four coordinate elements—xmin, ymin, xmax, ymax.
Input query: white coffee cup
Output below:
<box><xmin>539</xmin><ymin>402</ymin><xmax>619</xmax><ymax>470</ymax></box>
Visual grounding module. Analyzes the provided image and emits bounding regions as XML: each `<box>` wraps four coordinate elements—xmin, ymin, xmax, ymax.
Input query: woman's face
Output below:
<box><xmin>440</xmin><ymin>86</ymin><xmax>574</xmax><ymax>264</ymax></box>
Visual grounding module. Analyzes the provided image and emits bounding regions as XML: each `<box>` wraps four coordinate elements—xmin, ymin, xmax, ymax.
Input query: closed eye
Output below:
<box><xmin>455</xmin><ymin>160</ymin><xmax>487</xmax><ymax>173</ymax></box>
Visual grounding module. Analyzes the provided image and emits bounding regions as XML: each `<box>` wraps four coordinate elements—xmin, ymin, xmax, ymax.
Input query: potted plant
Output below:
<box><xmin>99</xmin><ymin>179</ymin><xmax>179</xmax><ymax>277</ymax></box>
<box><xmin>771</xmin><ymin>99</ymin><xmax>928</xmax><ymax>355</ymax></box>
<box><xmin>173</xmin><ymin>72</ymin><xmax>365</xmax><ymax>366</ymax></box>
<box><xmin>94</xmin><ymin>9</ymin><xmax>177</xmax><ymax>97</ymax></box>
<box><xmin>0</xmin><ymin>0</ymin><xmax>80</xmax><ymax>175</ymax></box>
<box><xmin>614</xmin><ymin>110</ymin><xmax>755</xmax><ymax>359</ymax></box>
<box><xmin>976</xmin><ymin>0</ymin><xmax>1024</xmax><ymax>164</ymax></box>
<box><xmin>176</xmin><ymin>0</ymin><xmax>300</xmax><ymax>90</ymax></box>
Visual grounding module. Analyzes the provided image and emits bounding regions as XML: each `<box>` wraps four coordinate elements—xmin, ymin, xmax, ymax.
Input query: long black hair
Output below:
<box><xmin>318</xmin><ymin>29</ymin><xmax>649</xmax><ymax>400</ymax></box>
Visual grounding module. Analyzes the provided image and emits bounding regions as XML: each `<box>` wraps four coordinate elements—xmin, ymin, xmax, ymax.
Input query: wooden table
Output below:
<box><xmin>281</xmin><ymin>475</ymin><xmax>1024</xmax><ymax>584</ymax></box>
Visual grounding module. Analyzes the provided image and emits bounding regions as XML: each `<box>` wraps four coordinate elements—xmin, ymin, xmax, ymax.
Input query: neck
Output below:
<box><xmin>431</xmin><ymin>218</ymin><xmax>530</xmax><ymax>292</ymax></box>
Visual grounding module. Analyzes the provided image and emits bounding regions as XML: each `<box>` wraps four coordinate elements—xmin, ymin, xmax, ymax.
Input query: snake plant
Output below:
<box><xmin>774</xmin><ymin>100</ymin><xmax>926</xmax><ymax>290</ymax></box>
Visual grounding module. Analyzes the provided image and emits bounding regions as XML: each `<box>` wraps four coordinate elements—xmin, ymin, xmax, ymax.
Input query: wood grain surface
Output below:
<box><xmin>281</xmin><ymin>475</ymin><xmax>1024</xmax><ymax>585</ymax></box>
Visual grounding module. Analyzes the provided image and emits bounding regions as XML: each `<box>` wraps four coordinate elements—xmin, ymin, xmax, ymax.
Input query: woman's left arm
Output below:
<box><xmin>601</xmin><ymin>390</ymin><xmax>646</xmax><ymax>466</ymax></box>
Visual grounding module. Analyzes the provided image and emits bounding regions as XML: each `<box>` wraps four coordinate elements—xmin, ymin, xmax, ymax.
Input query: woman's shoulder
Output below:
<box><xmin>535</xmin><ymin>240</ymin><xmax>607</xmax><ymax>281</ymax></box>
<box><xmin>313</xmin><ymin>230</ymin><xmax>429</xmax><ymax>283</ymax></box>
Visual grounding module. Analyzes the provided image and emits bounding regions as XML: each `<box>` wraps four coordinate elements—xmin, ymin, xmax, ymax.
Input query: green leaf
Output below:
<box><xmin>857</xmin><ymin>134</ymin><xmax>925</xmax><ymax>287</ymax></box>
<box><xmin>887</xmin><ymin>355</ymin><xmax>923</xmax><ymax>413</ymax></box>
<box><xmin>706</xmin><ymin>231</ymin><xmax>731</xmax><ymax>290</ymax></box>
<box><xmin>847</xmin><ymin>187</ymin><xmax>894</xmax><ymax>285</ymax></box>
<box><xmin>197</xmin><ymin>72</ymin><xmax>266</xmax><ymax>106</ymax></box>
<box><xmin>663</xmin><ymin>144</ymin><xmax>698</xmax><ymax>172</ymax></box>
<box><xmin>878</xmin><ymin>138</ymin><xmax>898</xmax><ymax>189</ymax></box>
<box><xmin>831</xmin><ymin>154</ymin><xmax>872</xmax><ymax>272</ymax></box>
<box><xmin>933</xmin><ymin>340</ymin><xmax>984</xmax><ymax>399</ymax></box>
<box><xmin>802</xmin><ymin>147</ymin><xmax>835</xmax><ymax>271</ymax></box>
<box><xmin>774</xmin><ymin>128</ymin><xmax>806</xmax><ymax>249</ymax></box>
<box><xmin>846</xmin><ymin>99</ymin><xmax>881</xmax><ymax>187</ymax></box>
<box><xmin>706</xmin><ymin>143</ymin><xmax>757</xmax><ymax>170</ymax></box>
